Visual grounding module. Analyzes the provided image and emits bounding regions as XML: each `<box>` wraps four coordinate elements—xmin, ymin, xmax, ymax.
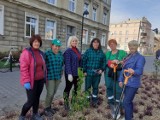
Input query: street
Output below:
<box><xmin>0</xmin><ymin>56</ymin><xmax>155</xmax><ymax>116</ymax></box>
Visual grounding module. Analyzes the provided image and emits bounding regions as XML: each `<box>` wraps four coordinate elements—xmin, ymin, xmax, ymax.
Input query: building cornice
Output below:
<box><xmin>6</xmin><ymin>0</ymin><xmax>107</xmax><ymax>30</ymax></box>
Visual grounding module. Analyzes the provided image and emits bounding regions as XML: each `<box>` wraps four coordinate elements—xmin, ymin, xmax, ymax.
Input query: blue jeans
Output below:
<box><xmin>123</xmin><ymin>86</ymin><xmax>138</xmax><ymax>120</ymax></box>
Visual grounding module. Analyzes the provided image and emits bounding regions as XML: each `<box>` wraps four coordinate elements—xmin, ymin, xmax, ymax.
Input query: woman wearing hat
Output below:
<box><xmin>63</xmin><ymin>36</ymin><xmax>81</xmax><ymax>110</ymax></box>
<box><xmin>44</xmin><ymin>39</ymin><xmax>63</xmax><ymax>116</ymax></box>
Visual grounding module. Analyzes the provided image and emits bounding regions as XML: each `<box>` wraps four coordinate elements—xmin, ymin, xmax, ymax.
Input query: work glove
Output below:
<box><xmin>68</xmin><ymin>74</ymin><xmax>73</xmax><ymax>82</ymax></box>
<box><xmin>24</xmin><ymin>82</ymin><xmax>31</xmax><ymax>90</ymax></box>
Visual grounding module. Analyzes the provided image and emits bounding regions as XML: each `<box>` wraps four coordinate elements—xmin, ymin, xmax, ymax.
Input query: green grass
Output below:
<box><xmin>0</xmin><ymin>60</ymin><xmax>17</xmax><ymax>69</ymax></box>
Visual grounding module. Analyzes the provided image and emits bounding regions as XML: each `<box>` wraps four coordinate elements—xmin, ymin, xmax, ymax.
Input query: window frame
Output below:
<box><xmin>0</xmin><ymin>5</ymin><xmax>4</xmax><ymax>35</ymax></box>
<box><xmin>92</xmin><ymin>7</ymin><xmax>97</xmax><ymax>21</ymax></box>
<box><xmin>46</xmin><ymin>0</ymin><xmax>57</xmax><ymax>5</ymax></box>
<box><xmin>90</xmin><ymin>30</ymin><xmax>96</xmax><ymax>42</ymax></box>
<box><xmin>45</xmin><ymin>18</ymin><xmax>57</xmax><ymax>40</ymax></box>
<box><xmin>101</xmin><ymin>33</ymin><xmax>106</xmax><ymax>46</ymax></box>
<box><xmin>68</xmin><ymin>0</ymin><xmax>76</xmax><ymax>12</ymax></box>
<box><xmin>25</xmin><ymin>12</ymin><xmax>39</xmax><ymax>38</ymax></box>
<box><xmin>82</xmin><ymin>28</ymin><xmax>88</xmax><ymax>44</ymax></box>
<box><xmin>102</xmin><ymin>12</ymin><xmax>107</xmax><ymax>25</ymax></box>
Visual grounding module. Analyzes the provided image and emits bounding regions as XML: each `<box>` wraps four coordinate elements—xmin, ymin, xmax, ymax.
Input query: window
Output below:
<box><xmin>92</xmin><ymin>7</ymin><xmax>97</xmax><ymax>21</ymax></box>
<box><xmin>82</xmin><ymin>29</ymin><xmax>88</xmax><ymax>44</ymax></box>
<box><xmin>126</xmin><ymin>30</ymin><xmax>128</xmax><ymax>35</ymax></box>
<box><xmin>0</xmin><ymin>5</ymin><xmax>4</xmax><ymax>35</ymax></box>
<box><xmin>25</xmin><ymin>12</ymin><xmax>39</xmax><ymax>37</ymax></box>
<box><xmin>84</xmin><ymin>2</ymin><xmax>89</xmax><ymax>18</ymax></box>
<box><xmin>69</xmin><ymin>0</ymin><xmax>76</xmax><ymax>12</ymax></box>
<box><xmin>125</xmin><ymin>38</ymin><xmax>128</xmax><ymax>42</ymax></box>
<box><xmin>47</xmin><ymin>0</ymin><xmax>56</xmax><ymax>5</ymax></box>
<box><xmin>45</xmin><ymin>19</ymin><xmax>56</xmax><ymax>40</ymax></box>
<box><xmin>101</xmin><ymin>34</ymin><xmax>106</xmax><ymax>46</ymax></box>
<box><xmin>102</xmin><ymin>12</ymin><xmax>107</xmax><ymax>25</ymax></box>
<box><xmin>90</xmin><ymin>31</ymin><xmax>96</xmax><ymax>42</ymax></box>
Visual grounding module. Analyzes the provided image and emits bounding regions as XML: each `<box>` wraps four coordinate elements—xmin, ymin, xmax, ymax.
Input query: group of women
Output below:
<box><xmin>18</xmin><ymin>34</ymin><xmax>145</xmax><ymax>120</ymax></box>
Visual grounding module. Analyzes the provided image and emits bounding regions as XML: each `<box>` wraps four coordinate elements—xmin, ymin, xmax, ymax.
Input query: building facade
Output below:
<box><xmin>109</xmin><ymin>17</ymin><xmax>154</xmax><ymax>54</ymax></box>
<box><xmin>154</xmin><ymin>33</ymin><xmax>160</xmax><ymax>53</ymax></box>
<box><xmin>0</xmin><ymin>0</ymin><xmax>111</xmax><ymax>52</ymax></box>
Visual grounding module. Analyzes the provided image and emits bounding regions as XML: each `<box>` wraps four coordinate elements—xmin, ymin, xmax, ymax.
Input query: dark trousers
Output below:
<box><xmin>63</xmin><ymin>74</ymin><xmax>78</xmax><ymax>102</ymax></box>
<box><xmin>20</xmin><ymin>79</ymin><xmax>44</xmax><ymax>116</ymax></box>
<box><xmin>123</xmin><ymin>86</ymin><xmax>138</xmax><ymax>120</ymax></box>
<box><xmin>85</xmin><ymin>75</ymin><xmax>101</xmax><ymax>96</ymax></box>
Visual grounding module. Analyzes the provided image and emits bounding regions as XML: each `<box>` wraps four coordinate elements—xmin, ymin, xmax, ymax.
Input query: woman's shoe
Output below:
<box><xmin>31</xmin><ymin>113</ymin><xmax>43</xmax><ymax>120</ymax></box>
<box><xmin>44</xmin><ymin>107</ymin><xmax>55</xmax><ymax>117</ymax></box>
<box><xmin>18</xmin><ymin>115</ymin><xmax>25</xmax><ymax>120</ymax></box>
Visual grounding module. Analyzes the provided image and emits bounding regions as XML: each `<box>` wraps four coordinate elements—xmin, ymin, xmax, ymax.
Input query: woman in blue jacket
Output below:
<box><xmin>118</xmin><ymin>40</ymin><xmax>145</xmax><ymax>120</ymax></box>
<box><xmin>63</xmin><ymin>36</ymin><xmax>81</xmax><ymax>110</ymax></box>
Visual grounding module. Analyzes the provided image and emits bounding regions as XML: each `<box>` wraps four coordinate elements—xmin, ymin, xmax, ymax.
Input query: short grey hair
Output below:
<box><xmin>67</xmin><ymin>36</ymin><xmax>79</xmax><ymax>48</ymax></box>
<box><xmin>128</xmin><ymin>40</ymin><xmax>139</xmax><ymax>47</ymax></box>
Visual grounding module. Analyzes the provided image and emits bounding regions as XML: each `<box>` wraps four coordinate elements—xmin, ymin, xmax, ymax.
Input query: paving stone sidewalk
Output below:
<box><xmin>0</xmin><ymin>56</ymin><xmax>155</xmax><ymax>116</ymax></box>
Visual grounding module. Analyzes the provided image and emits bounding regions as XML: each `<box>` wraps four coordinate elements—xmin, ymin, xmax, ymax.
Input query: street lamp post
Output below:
<box><xmin>80</xmin><ymin>10</ymin><xmax>89</xmax><ymax>52</ymax></box>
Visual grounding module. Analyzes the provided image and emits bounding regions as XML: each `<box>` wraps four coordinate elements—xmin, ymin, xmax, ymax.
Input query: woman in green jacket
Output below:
<box><xmin>105</xmin><ymin>39</ymin><xmax>127</xmax><ymax>117</ymax></box>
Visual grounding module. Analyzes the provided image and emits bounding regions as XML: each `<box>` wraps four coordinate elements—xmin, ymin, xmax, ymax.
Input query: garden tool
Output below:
<box><xmin>114</xmin><ymin>69</ymin><xmax>133</xmax><ymax>120</ymax></box>
<box><xmin>109</xmin><ymin>62</ymin><xmax>121</xmax><ymax>119</ymax></box>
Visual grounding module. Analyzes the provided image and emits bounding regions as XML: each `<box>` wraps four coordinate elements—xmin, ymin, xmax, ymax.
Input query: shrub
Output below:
<box><xmin>70</xmin><ymin>68</ymin><xmax>90</xmax><ymax>112</ymax></box>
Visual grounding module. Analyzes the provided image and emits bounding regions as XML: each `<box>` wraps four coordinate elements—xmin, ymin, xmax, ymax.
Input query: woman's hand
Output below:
<box><xmin>119</xmin><ymin>82</ymin><xmax>123</xmax><ymax>88</ymax></box>
<box><xmin>128</xmin><ymin>68</ymin><xmax>135</xmax><ymax>74</ymax></box>
<box><xmin>98</xmin><ymin>70</ymin><xmax>103</xmax><ymax>74</ymax></box>
<box><xmin>112</xmin><ymin>59</ymin><xmax>119</xmax><ymax>64</ymax></box>
<box><xmin>84</xmin><ymin>73</ymin><xmax>87</xmax><ymax>76</ymax></box>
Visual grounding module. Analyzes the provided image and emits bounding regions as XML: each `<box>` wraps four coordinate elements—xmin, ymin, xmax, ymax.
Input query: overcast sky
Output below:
<box><xmin>110</xmin><ymin>0</ymin><xmax>160</xmax><ymax>29</ymax></box>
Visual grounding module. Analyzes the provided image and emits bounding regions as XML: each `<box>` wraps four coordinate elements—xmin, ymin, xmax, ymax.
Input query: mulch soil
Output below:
<box><xmin>0</xmin><ymin>75</ymin><xmax>160</xmax><ymax>120</ymax></box>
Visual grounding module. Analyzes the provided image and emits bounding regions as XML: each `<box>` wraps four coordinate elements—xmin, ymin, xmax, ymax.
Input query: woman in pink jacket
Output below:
<box><xmin>19</xmin><ymin>34</ymin><xmax>46</xmax><ymax>120</ymax></box>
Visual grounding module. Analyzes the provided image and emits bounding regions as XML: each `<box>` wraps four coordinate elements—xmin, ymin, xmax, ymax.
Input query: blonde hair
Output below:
<box><xmin>67</xmin><ymin>36</ymin><xmax>79</xmax><ymax>48</ymax></box>
<box><xmin>128</xmin><ymin>40</ymin><xmax>139</xmax><ymax>47</ymax></box>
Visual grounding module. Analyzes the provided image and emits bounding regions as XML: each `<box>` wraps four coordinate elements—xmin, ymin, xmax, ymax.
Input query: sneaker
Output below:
<box><xmin>44</xmin><ymin>107</ymin><xmax>55</xmax><ymax>117</ymax></box>
<box><xmin>18</xmin><ymin>115</ymin><xmax>25</xmax><ymax>120</ymax></box>
<box><xmin>31</xmin><ymin>113</ymin><xmax>43</xmax><ymax>120</ymax></box>
<box><xmin>92</xmin><ymin>97</ymin><xmax>98</xmax><ymax>108</ymax></box>
<box><xmin>92</xmin><ymin>102</ymin><xmax>98</xmax><ymax>108</ymax></box>
<box><xmin>50</xmin><ymin>108</ymin><xmax>56</xmax><ymax>114</ymax></box>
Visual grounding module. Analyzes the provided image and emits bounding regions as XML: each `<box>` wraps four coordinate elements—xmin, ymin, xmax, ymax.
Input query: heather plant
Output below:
<box><xmin>139</xmin><ymin>100</ymin><xmax>145</xmax><ymax>106</ymax></box>
<box><xmin>139</xmin><ymin>113</ymin><xmax>144</xmax><ymax>119</ymax></box>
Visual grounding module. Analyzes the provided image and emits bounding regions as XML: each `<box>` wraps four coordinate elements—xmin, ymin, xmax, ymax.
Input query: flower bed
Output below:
<box><xmin>0</xmin><ymin>75</ymin><xmax>160</xmax><ymax>120</ymax></box>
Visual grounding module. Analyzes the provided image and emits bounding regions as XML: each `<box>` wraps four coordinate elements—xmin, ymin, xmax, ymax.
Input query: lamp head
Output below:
<box><xmin>153</xmin><ymin>28</ymin><xmax>158</xmax><ymax>34</ymax></box>
<box><xmin>83</xmin><ymin>10</ymin><xmax>89</xmax><ymax>16</ymax></box>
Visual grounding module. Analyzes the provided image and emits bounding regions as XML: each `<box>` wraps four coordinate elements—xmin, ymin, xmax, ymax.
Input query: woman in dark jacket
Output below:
<box><xmin>63</xmin><ymin>36</ymin><xmax>81</xmax><ymax>110</ymax></box>
<box><xmin>82</xmin><ymin>38</ymin><xmax>106</xmax><ymax>107</ymax></box>
<box><xmin>119</xmin><ymin>40</ymin><xmax>145</xmax><ymax>120</ymax></box>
